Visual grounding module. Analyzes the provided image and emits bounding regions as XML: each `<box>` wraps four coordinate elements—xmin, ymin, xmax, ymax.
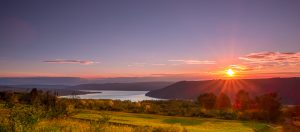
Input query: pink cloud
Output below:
<box><xmin>234</xmin><ymin>51</ymin><xmax>300</xmax><ymax>72</ymax></box>
<box><xmin>43</xmin><ymin>59</ymin><xmax>97</xmax><ymax>65</ymax></box>
<box><xmin>152</xmin><ymin>64</ymin><xmax>166</xmax><ymax>66</ymax></box>
<box><xmin>239</xmin><ymin>51</ymin><xmax>300</xmax><ymax>64</ymax></box>
<box><xmin>168</xmin><ymin>59</ymin><xmax>216</xmax><ymax>65</ymax></box>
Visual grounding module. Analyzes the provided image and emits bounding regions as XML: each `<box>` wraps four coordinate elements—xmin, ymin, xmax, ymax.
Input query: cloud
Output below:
<box><xmin>151</xmin><ymin>63</ymin><xmax>166</xmax><ymax>66</ymax></box>
<box><xmin>149</xmin><ymin>72</ymin><xmax>216</xmax><ymax>80</ymax></box>
<box><xmin>127</xmin><ymin>62</ymin><xmax>147</xmax><ymax>67</ymax></box>
<box><xmin>168</xmin><ymin>59</ymin><xmax>216</xmax><ymax>65</ymax></box>
<box><xmin>227</xmin><ymin>65</ymin><xmax>254</xmax><ymax>71</ymax></box>
<box><xmin>128</xmin><ymin>63</ymin><xmax>167</xmax><ymax>67</ymax></box>
<box><xmin>43</xmin><ymin>59</ymin><xmax>97</xmax><ymax>65</ymax></box>
<box><xmin>239</xmin><ymin>51</ymin><xmax>300</xmax><ymax>64</ymax></box>
<box><xmin>235</xmin><ymin>51</ymin><xmax>300</xmax><ymax>72</ymax></box>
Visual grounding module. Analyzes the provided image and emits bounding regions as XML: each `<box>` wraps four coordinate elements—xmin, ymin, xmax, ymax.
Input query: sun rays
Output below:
<box><xmin>190</xmin><ymin>78</ymin><xmax>261</xmax><ymax>101</ymax></box>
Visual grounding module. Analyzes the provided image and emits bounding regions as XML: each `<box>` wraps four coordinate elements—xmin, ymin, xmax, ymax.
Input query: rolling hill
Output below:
<box><xmin>146</xmin><ymin>77</ymin><xmax>300</xmax><ymax>104</ymax></box>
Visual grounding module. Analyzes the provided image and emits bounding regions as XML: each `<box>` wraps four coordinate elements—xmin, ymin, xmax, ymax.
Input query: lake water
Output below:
<box><xmin>60</xmin><ymin>90</ymin><xmax>162</xmax><ymax>102</ymax></box>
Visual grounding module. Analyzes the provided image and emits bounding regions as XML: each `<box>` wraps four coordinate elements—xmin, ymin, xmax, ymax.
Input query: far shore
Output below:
<box><xmin>0</xmin><ymin>87</ymin><xmax>102</xmax><ymax>96</ymax></box>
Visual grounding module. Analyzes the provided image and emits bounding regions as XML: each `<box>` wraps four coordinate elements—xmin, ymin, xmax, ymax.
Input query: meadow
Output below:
<box><xmin>0</xmin><ymin>103</ymin><xmax>282</xmax><ymax>132</ymax></box>
<box><xmin>71</xmin><ymin>110</ymin><xmax>280</xmax><ymax>132</ymax></box>
<box><xmin>0</xmin><ymin>89</ymin><xmax>298</xmax><ymax>132</ymax></box>
<box><xmin>0</xmin><ymin>108</ymin><xmax>278</xmax><ymax>132</ymax></box>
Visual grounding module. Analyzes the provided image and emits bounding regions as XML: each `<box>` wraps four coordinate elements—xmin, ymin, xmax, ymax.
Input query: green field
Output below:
<box><xmin>0</xmin><ymin>105</ymin><xmax>282</xmax><ymax>132</ymax></box>
<box><xmin>72</xmin><ymin>110</ymin><xmax>281</xmax><ymax>132</ymax></box>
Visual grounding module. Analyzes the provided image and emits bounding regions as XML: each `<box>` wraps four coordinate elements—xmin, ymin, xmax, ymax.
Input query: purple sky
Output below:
<box><xmin>1</xmin><ymin>0</ymin><xmax>300</xmax><ymax>79</ymax></box>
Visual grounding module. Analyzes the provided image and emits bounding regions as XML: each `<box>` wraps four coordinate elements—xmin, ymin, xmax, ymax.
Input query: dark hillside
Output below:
<box><xmin>146</xmin><ymin>77</ymin><xmax>300</xmax><ymax>104</ymax></box>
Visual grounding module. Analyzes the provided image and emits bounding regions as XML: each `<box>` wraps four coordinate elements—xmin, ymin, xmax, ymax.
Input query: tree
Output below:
<box><xmin>43</xmin><ymin>91</ymin><xmax>57</xmax><ymax>111</ymax></box>
<box><xmin>4</xmin><ymin>92</ymin><xmax>17</xmax><ymax>108</ymax></box>
<box><xmin>30</xmin><ymin>88</ymin><xmax>39</xmax><ymax>105</ymax></box>
<box><xmin>255</xmin><ymin>92</ymin><xmax>282</xmax><ymax>122</ymax></box>
<box><xmin>215</xmin><ymin>93</ymin><xmax>231</xmax><ymax>110</ymax></box>
<box><xmin>197</xmin><ymin>93</ymin><xmax>216</xmax><ymax>110</ymax></box>
<box><xmin>234</xmin><ymin>90</ymin><xmax>251</xmax><ymax>111</ymax></box>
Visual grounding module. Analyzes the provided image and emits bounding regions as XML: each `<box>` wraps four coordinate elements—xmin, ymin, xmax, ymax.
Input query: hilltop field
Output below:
<box><xmin>0</xmin><ymin>105</ymin><xmax>281</xmax><ymax>132</ymax></box>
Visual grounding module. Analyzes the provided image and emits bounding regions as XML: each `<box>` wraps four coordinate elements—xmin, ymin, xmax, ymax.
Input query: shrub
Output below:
<box><xmin>255</xmin><ymin>93</ymin><xmax>282</xmax><ymax>122</ymax></box>
<box><xmin>234</xmin><ymin>90</ymin><xmax>251</xmax><ymax>111</ymax></box>
<box><xmin>197</xmin><ymin>93</ymin><xmax>216</xmax><ymax>110</ymax></box>
<box><xmin>218</xmin><ymin>110</ymin><xmax>237</xmax><ymax>120</ymax></box>
<box><xmin>8</xmin><ymin>105</ymin><xmax>45</xmax><ymax>131</ymax></box>
<box><xmin>215</xmin><ymin>93</ymin><xmax>231</xmax><ymax>110</ymax></box>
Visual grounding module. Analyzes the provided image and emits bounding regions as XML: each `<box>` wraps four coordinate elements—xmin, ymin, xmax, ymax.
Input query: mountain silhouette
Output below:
<box><xmin>146</xmin><ymin>77</ymin><xmax>300</xmax><ymax>104</ymax></box>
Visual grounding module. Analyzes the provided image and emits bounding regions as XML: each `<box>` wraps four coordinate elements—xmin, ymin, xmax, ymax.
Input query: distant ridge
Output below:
<box><xmin>146</xmin><ymin>77</ymin><xmax>300</xmax><ymax>105</ymax></box>
<box><xmin>0</xmin><ymin>77</ymin><xmax>84</xmax><ymax>85</ymax></box>
<box><xmin>0</xmin><ymin>85</ymin><xmax>87</xmax><ymax>96</ymax></box>
<box><xmin>7</xmin><ymin>84</ymin><xmax>69</xmax><ymax>89</ymax></box>
<box><xmin>0</xmin><ymin>82</ymin><xmax>172</xmax><ymax>95</ymax></box>
<box><xmin>68</xmin><ymin>82</ymin><xmax>172</xmax><ymax>91</ymax></box>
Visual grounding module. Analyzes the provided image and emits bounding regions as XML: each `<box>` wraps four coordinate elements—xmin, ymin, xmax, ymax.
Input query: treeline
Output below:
<box><xmin>197</xmin><ymin>90</ymin><xmax>282</xmax><ymax>122</ymax></box>
<box><xmin>0</xmin><ymin>88</ymin><xmax>283</xmax><ymax>126</ymax></box>
<box><xmin>0</xmin><ymin>88</ymin><xmax>76</xmax><ymax>131</ymax></box>
<box><xmin>0</xmin><ymin>88</ymin><xmax>73</xmax><ymax>116</ymax></box>
<box><xmin>69</xmin><ymin>91</ymin><xmax>282</xmax><ymax>122</ymax></box>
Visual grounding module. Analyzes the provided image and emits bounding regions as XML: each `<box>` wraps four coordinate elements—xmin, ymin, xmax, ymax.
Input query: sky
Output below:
<box><xmin>1</xmin><ymin>0</ymin><xmax>300</xmax><ymax>80</ymax></box>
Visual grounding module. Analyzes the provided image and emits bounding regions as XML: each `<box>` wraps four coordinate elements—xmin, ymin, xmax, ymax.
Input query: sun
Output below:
<box><xmin>226</xmin><ymin>69</ymin><xmax>235</xmax><ymax>77</ymax></box>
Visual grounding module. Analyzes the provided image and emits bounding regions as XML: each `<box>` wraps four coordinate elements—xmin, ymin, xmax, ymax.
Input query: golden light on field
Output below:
<box><xmin>226</xmin><ymin>69</ymin><xmax>235</xmax><ymax>77</ymax></box>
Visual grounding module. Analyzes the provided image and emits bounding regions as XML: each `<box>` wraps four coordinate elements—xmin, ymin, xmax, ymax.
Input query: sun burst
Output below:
<box><xmin>226</xmin><ymin>69</ymin><xmax>235</xmax><ymax>77</ymax></box>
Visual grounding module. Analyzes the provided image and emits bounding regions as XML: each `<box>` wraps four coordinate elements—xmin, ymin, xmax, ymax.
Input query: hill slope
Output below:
<box><xmin>146</xmin><ymin>78</ymin><xmax>300</xmax><ymax>104</ymax></box>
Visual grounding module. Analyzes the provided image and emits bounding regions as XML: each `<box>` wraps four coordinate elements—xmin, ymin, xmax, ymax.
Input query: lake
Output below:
<box><xmin>60</xmin><ymin>90</ymin><xmax>162</xmax><ymax>102</ymax></box>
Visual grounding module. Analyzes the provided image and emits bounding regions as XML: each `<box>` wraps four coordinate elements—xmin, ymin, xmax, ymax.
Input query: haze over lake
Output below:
<box><xmin>60</xmin><ymin>90</ymin><xmax>162</xmax><ymax>102</ymax></box>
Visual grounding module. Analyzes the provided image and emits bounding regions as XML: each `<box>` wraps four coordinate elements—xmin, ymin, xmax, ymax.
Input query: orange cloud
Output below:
<box><xmin>227</xmin><ymin>65</ymin><xmax>254</xmax><ymax>71</ymax></box>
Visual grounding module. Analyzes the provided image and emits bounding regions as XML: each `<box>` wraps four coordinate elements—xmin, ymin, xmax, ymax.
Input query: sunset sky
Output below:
<box><xmin>1</xmin><ymin>0</ymin><xmax>300</xmax><ymax>80</ymax></box>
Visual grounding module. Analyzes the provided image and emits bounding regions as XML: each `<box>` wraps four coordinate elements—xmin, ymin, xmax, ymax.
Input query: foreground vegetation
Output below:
<box><xmin>0</xmin><ymin>88</ymin><xmax>299</xmax><ymax>131</ymax></box>
<box><xmin>0</xmin><ymin>105</ymin><xmax>280</xmax><ymax>132</ymax></box>
<box><xmin>73</xmin><ymin>110</ymin><xmax>281</xmax><ymax>132</ymax></box>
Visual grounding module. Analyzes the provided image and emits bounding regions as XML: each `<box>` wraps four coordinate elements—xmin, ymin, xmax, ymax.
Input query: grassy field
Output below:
<box><xmin>0</xmin><ymin>104</ymin><xmax>282</xmax><ymax>132</ymax></box>
<box><xmin>72</xmin><ymin>110</ymin><xmax>281</xmax><ymax>132</ymax></box>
